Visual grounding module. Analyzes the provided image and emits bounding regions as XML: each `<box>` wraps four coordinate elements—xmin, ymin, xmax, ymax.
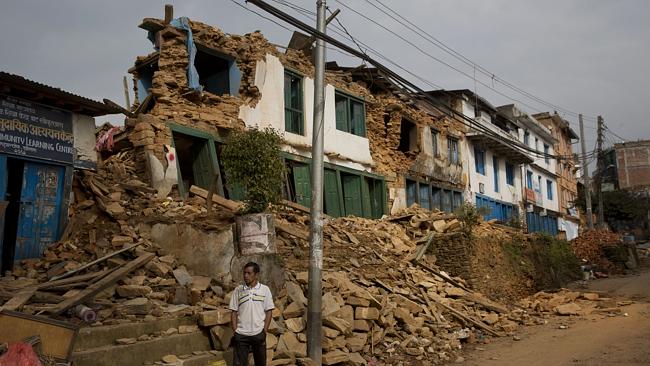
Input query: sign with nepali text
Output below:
<box><xmin>0</xmin><ymin>95</ymin><xmax>74</xmax><ymax>164</ymax></box>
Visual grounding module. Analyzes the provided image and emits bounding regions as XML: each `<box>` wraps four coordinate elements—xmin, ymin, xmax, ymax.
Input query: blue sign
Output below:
<box><xmin>0</xmin><ymin>95</ymin><xmax>74</xmax><ymax>164</ymax></box>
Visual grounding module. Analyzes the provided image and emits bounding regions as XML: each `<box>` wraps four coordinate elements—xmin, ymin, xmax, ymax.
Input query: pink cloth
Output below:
<box><xmin>0</xmin><ymin>342</ymin><xmax>42</xmax><ymax>366</ymax></box>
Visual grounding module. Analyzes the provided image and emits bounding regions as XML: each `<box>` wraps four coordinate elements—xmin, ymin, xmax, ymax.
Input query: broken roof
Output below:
<box><xmin>0</xmin><ymin>71</ymin><xmax>120</xmax><ymax>117</ymax></box>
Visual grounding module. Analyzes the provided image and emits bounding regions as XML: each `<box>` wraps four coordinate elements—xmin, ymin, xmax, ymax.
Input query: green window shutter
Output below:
<box><xmin>284</xmin><ymin>73</ymin><xmax>292</xmax><ymax>132</ymax></box>
<box><xmin>350</xmin><ymin>100</ymin><xmax>366</xmax><ymax>137</ymax></box>
<box><xmin>370</xmin><ymin>179</ymin><xmax>385</xmax><ymax>218</ymax></box>
<box><xmin>341</xmin><ymin>174</ymin><xmax>363</xmax><ymax>217</ymax></box>
<box><xmin>324</xmin><ymin>169</ymin><xmax>342</xmax><ymax>217</ymax></box>
<box><xmin>335</xmin><ymin>93</ymin><xmax>348</xmax><ymax>132</ymax></box>
<box><xmin>361</xmin><ymin>177</ymin><xmax>372</xmax><ymax>218</ymax></box>
<box><xmin>191</xmin><ymin>139</ymin><xmax>215</xmax><ymax>190</ymax></box>
<box><xmin>292</xmin><ymin>164</ymin><xmax>311</xmax><ymax>208</ymax></box>
<box><xmin>284</xmin><ymin>72</ymin><xmax>304</xmax><ymax>135</ymax></box>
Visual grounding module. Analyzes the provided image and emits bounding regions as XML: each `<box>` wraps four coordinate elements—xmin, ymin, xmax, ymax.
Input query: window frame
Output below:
<box><xmin>431</xmin><ymin>128</ymin><xmax>439</xmax><ymax>156</ymax></box>
<box><xmin>474</xmin><ymin>147</ymin><xmax>486</xmax><ymax>175</ymax></box>
<box><xmin>335</xmin><ymin>90</ymin><xmax>366</xmax><ymax>137</ymax></box>
<box><xmin>524</xmin><ymin>130</ymin><xmax>530</xmax><ymax>146</ymax></box>
<box><xmin>447</xmin><ymin>137</ymin><xmax>460</xmax><ymax>165</ymax></box>
<box><xmin>407</xmin><ymin>176</ymin><xmax>463</xmax><ymax>213</ymax></box>
<box><xmin>284</xmin><ymin>70</ymin><xmax>304</xmax><ymax>135</ymax></box>
<box><xmin>493</xmin><ymin>155</ymin><xmax>499</xmax><ymax>192</ymax></box>
<box><xmin>505</xmin><ymin>162</ymin><xmax>515</xmax><ymax>186</ymax></box>
<box><xmin>546</xmin><ymin>179</ymin><xmax>553</xmax><ymax>200</ymax></box>
<box><xmin>543</xmin><ymin>143</ymin><xmax>550</xmax><ymax>164</ymax></box>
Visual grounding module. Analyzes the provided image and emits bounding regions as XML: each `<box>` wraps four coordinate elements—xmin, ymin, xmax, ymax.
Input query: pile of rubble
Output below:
<box><xmin>571</xmin><ymin>229</ymin><xmax>626</xmax><ymax>272</ymax></box>
<box><xmin>518</xmin><ymin>288</ymin><xmax>632</xmax><ymax>317</ymax></box>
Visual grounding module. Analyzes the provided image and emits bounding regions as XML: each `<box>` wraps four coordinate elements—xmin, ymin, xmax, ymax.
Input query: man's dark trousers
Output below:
<box><xmin>233</xmin><ymin>331</ymin><xmax>266</xmax><ymax>366</ymax></box>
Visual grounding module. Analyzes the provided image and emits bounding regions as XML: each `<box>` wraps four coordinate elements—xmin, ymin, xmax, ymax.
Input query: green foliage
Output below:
<box><xmin>533</xmin><ymin>233</ymin><xmax>582</xmax><ymax>287</ymax></box>
<box><xmin>575</xmin><ymin>187</ymin><xmax>648</xmax><ymax>221</ymax></box>
<box><xmin>221</xmin><ymin>127</ymin><xmax>286</xmax><ymax>214</ymax></box>
<box><xmin>502</xmin><ymin>233</ymin><xmax>581</xmax><ymax>289</ymax></box>
<box><xmin>454</xmin><ymin>203</ymin><xmax>490</xmax><ymax>240</ymax></box>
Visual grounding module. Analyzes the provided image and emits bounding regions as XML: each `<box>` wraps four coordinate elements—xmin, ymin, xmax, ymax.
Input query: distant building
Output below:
<box><xmin>534</xmin><ymin>112</ymin><xmax>580</xmax><ymax>240</ymax></box>
<box><xmin>429</xmin><ymin>90</ymin><xmax>532</xmax><ymax>224</ymax></box>
<box><xmin>614</xmin><ymin>140</ymin><xmax>650</xmax><ymax>191</ymax></box>
<box><xmin>499</xmin><ymin>105</ymin><xmax>560</xmax><ymax>236</ymax></box>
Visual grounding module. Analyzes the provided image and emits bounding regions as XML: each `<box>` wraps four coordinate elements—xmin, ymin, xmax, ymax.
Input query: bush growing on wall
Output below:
<box><xmin>221</xmin><ymin>127</ymin><xmax>285</xmax><ymax>214</ymax></box>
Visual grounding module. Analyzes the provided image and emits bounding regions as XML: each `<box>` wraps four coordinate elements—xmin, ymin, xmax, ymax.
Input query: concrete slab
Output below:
<box><xmin>72</xmin><ymin>331</ymin><xmax>211</xmax><ymax>366</ymax></box>
<box><xmin>74</xmin><ymin>316</ymin><xmax>197</xmax><ymax>351</ymax></box>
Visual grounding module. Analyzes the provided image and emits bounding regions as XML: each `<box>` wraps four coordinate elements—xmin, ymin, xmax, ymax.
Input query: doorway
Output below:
<box><xmin>1</xmin><ymin>158</ymin><xmax>65</xmax><ymax>272</ymax></box>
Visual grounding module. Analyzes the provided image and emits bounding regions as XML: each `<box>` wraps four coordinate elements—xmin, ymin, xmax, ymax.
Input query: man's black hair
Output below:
<box><xmin>244</xmin><ymin>262</ymin><xmax>260</xmax><ymax>273</ymax></box>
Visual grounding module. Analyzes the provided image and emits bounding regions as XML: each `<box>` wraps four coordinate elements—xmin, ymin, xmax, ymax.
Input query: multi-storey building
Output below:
<box><xmin>499</xmin><ymin>105</ymin><xmax>559</xmax><ymax>235</ymax></box>
<box><xmin>429</xmin><ymin>90</ymin><xmax>532</xmax><ymax>223</ymax></box>
<box><xmin>534</xmin><ymin>112</ymin><xmax>580</xmax><ymax>239</ymax></box>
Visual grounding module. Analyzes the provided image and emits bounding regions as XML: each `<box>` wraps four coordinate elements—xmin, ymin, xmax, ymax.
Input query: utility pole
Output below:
<box><xmin>596</xmin><ymin>116</ymin><xmax>605</xmax><ymax>228</ymax></box>
<box><xmin>306</xmin><ymin>1</ymin><xmax>326</xmax><ymax>364</ymax></box>
<box><xmin>579</xmin><ymin>114</ymin><xmax>594</xmax><ymax>230</ymax></box>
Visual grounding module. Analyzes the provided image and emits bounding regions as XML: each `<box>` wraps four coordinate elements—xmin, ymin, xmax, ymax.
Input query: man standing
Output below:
<box><xmin>229</xmin><ymin>262</ymin><xmax>275</xmax><ymax>366</ymax></box>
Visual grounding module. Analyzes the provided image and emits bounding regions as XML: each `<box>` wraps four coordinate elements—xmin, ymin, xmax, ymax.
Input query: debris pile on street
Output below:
<box><xmin>571</xmin><ymin>229</ymin><xmax>627</xmax><ymax>272</ymax></box>
<box><xmin>518</xmin><ymin>288</ymin><xmax>632</xmax><ymax>317</ymax></box>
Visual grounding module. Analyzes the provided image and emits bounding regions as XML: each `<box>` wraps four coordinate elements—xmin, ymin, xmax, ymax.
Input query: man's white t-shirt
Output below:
<box><xmin>229</xmin><ymin>282</ymin><xmax>275</xmax><ymax>336</ymax></box>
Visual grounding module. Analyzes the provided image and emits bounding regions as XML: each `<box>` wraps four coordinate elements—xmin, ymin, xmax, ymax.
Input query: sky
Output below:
<box><xmin>1</xmin><ymin>0</ymin><xmax>648</xmax><ymax>157</ymax></box>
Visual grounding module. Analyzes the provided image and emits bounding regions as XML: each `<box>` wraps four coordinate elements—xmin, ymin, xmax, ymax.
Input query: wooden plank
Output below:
<box><xmin>190</xmin><ymin>185</ymin><xmax>243</xmax><ymax>212</ymax></box>
<box><xmin>1</xmin><ymin>286</ymin><xmax>37</xmax><ymax>311</ymax></box>
<box><xmin>47</xmin><ymin>253</ymin><xmax>155</xmax><ymax>315</ymax></box>
<box><xmin>461</xmin><ymin>293</ymin><xmax>509</xmax><ymax>314</ymax></box>
<box><xmin>415</xmin><ymin>261</ymin><xmax>472</xmax><ymax>293</ymax></box>
<box><xmin>275</xmin><ymin>221</ymin><xmax>309</xmax><ymax>241</ymax></box>
<box><xmin>0</xmin><ymin>310</ymin><xmax>78</xmax><ymax>361</ymax></box>
<box><xmin>410</xmin><ymin>233</ymin><xmax>435</xmax><ymax>262</ymax></box>
<box><xmin>49</xmin><ymin>244</ymin><xmax>143</xmax><ymax>281</ymax></box>
<box><xmin>427</xmin><ymin>296</ymin><xmax>502</xmax><ymax>337</ymax></box>
<box><xmin>418</xmin><ymin>288</ymin><xmax>443</xmax><ymax>324</ymax></box>
<box><xmin>37</xmin><ymin>269</ymin><xmax>110</xmax><ymax>290</ymax></box>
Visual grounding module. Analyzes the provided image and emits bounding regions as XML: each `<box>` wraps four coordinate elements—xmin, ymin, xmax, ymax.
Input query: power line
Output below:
<box><xmin>359</xmin><ymin>0</ymin><xmax>600</xmax><ymax>123</ymax></box>
<box><xmin>243</xmin><ymin>0</ymin><xmax>585</xmax><ymax>162</ymax></box>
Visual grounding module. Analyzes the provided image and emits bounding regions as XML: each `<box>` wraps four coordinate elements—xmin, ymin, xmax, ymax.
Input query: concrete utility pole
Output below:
<box><xmin>596</xmin><ymin>116</ymin><xmax>605</xmax><ymax>228</ymax></box>
<box><xmin>307</xmin><ymin>0</ymin><xmax>326</xmax><ymax>364</ymax></box>
<box><xmin>579</xmin><ymin>114</ymin><xmax>594</xmax><ymax>230</ymax></box>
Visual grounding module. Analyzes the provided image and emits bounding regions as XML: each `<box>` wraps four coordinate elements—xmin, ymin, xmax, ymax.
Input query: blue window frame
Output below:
<box><xmin>543</xmin><ymin>144</ymin><xmax>550</xmax><ymax>164</ymax></box>
<box><xmin>526</xmin><ymin>170</ymin><xmax>533</xmax><ymax>189</ymax></box>
<box><xmin>493</xmin><ymin>155</ymin><xmax>499</xmax><ymax>192</ymax></box>
<box><xmin>546</xmin><ymin>179</ymin><xmax>553</xmax><ymax>200</ymax></box>
<box><xmin>474</xmin><ymin>148</ymin><xmax>485</xmax><ymax>175</ymax></box>
<box><xmin>505</xmin><ymin>162</ymin><xmax>514</xmax><ymax>186</ymax></box>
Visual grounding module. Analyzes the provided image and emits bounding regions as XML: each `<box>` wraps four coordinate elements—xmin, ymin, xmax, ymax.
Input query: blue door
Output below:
<box><xmin>15</xmin><ymin>162</ymin><xmax>65</xmax><ymax>260</ymax></box>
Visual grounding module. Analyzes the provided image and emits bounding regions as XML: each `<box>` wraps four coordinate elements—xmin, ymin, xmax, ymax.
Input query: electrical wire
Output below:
<box><xmin>242</xmin><ymin>0</ymin><xmax>585</xmax><ymax>162</ymax></box>
<box><xmin>361</xmin><ymin>0</ymin><xmax>599</xmax><ymax>122</ymax></box>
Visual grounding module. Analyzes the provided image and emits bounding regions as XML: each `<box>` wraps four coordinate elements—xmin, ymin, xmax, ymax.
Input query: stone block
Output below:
<box><xmin>122</xmin><ymin>297</ymin><xmax>152</xmax><ymax>315</ymax></box>
<box><xmin>283</xmin><ymin>301</ymin><xmax>305</xmax><ymax>319</ymax></box>
<box><xmin>209</xmin><ymin>326</ymin><xmax>233</xmax><ymax>351</ymax></box>
<box><xmin>354</xmin><ymin>307</ymin><xmax>379</xmax><ymax>320</ymax></box>
<box><xmin>346</xmin><ymin>296</ymin><xmax>370</xmax><ymax>307</ymax></box>
<box><xmin>199</xmin><ymin>308</ymin><xmax>231</xmax><ymax>326</ymax></box>
<box><xmin>322</xmin><ymin>350</ymin><xmax>350</xmax><ymax>365</ymax></box>
<box><xmin>117</xmin><ymin>285</ymin><xmax>153</xmax><ymax>298</ymax></box>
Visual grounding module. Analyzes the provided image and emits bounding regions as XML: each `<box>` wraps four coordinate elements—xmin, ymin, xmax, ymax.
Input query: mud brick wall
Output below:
<box><xmin>428</xmin><ymin>232</ymin><xmax>478</xmax><ymax>287</ymax></box>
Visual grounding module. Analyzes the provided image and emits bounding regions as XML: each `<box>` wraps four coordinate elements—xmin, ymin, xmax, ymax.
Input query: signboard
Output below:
<box><xmin>525</xmin><ymin>188</ymin><xmax>536</xmax><ymax>202</ymax></box>
<box><xmin>0</xmin><ymin>96</ymin><xmax>74</xmax><ymax>164</ymax></box>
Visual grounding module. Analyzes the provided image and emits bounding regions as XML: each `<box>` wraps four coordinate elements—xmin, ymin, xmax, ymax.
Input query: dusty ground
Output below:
<box><xmin>461</xmin><ymin>256</ymin><xmax>650</xmax><ymax>366</ymax></box>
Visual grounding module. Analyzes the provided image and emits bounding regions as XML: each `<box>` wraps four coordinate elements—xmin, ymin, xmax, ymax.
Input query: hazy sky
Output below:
<box><xmin>2</xmin><ymin>0</ymin><xmax>648</xmax><ymax>156</ymax></box>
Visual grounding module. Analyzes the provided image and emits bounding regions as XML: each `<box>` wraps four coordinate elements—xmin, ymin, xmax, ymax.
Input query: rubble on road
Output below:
<box><xmin>517</xmin><ymin>288</ymin><xmax>631</xmax><ymax>317</ymax></box>
<box><xmin>571</xmin><ymin>229</ymin><xmax>627</xmax><ymax>272</ymax></box>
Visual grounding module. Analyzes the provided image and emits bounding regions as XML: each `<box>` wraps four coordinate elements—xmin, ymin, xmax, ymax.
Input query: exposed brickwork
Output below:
<box><xmin>615</xmin><ymin>140</ymin><xmax>650</xmax><ymax>190</ymax></box>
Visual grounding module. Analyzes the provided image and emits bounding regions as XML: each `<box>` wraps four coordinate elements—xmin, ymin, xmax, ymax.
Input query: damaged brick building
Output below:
<box><xmin>123</xmin><ymin>10</ymin><xmax>470</xmax><ymax>220</ymax></box>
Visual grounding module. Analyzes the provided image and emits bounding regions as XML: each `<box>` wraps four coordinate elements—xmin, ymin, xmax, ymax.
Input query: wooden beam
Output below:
<box><xmin>428</xmin><ymin>295</ymin><xmax>502</xmax><ymax>337</ymax></box>
<box><xmin>415</xmin><ymin>261</ymin><xmax>472</xmax><ymax>293</ymax></box>
<box><xmin>47</xmin><ymin>253</ymin><xmax>154</xmax><ymax>315</ymax></box>
<box><xmin>38</xmin><ymin>269</ymin><xmax>111</xmax><ymax>290</ymax></box>
<box><xmin>1</xmin><ymin>287</ymin><xmax>37</xmax><ymax>311</ymax></box>
<box><xmin>189</xmin><ymin>185</ymin><xmax>243</xmax><ymax>212</ymax></box>
<box><xmin>49</xmin><ymin>244</ymin><xmax>143</xmax><ymax>282</ymax></box>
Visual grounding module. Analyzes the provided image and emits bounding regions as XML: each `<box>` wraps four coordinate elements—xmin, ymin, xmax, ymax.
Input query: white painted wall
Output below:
<box><xmin>239</xmin><ymin>54</ymin><xmax>374</xmax><ymax>172</ymax></box>
<box><xmin>465</xmin><ymin>140</ymin><xmax>522</xmax><ymax>206</ymax></box>
<box><xmin>72</xmin><ymin>113</ymin><xmax>97</xmax><ymax>169</ymax></box>
<box><xmin>518</xmin><ymin>128</ymin><xmax>560</xmax><ymax>212</ymax></box>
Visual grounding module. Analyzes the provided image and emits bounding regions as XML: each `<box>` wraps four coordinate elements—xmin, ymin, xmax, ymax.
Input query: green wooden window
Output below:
<box><xmin>284</xmin><ymin>71</ymin><xmax>304</xmax><ymax>135</ymax></box>
<box><xmin>335</xmin><ymin>91</ymin><xmax>366</xmax><ymax>137</ymax></box>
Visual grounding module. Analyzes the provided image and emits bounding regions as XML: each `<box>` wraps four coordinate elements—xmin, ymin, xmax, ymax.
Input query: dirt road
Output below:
<box><xmin>462</xmin><ymin>260</ymin><xmax>650</xmax><ymax>366</ymax></box>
